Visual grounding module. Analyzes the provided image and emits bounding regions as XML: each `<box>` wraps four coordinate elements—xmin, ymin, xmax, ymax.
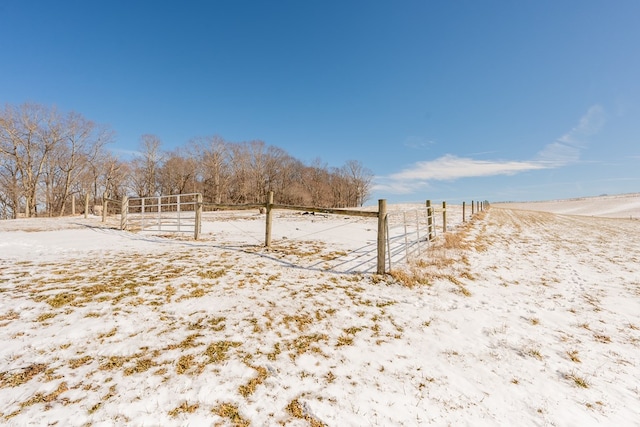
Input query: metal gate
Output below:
<box><xmin>121</xmin><ymin>193</ymin><xmax>202</xmax><ymax>238</ymax></box>
<box><xmin>385</xmin><ymin>207</ymin><xmax>436</xmax><ymax>269</ymax></box>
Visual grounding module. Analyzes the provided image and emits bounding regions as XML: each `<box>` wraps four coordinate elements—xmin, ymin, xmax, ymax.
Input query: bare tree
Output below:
<box><xmin>52</xmin><ymin>112</ymin><xmax>114</xmax><ymax>215</ymax></box>
<box><xmin>0</xmin><ymin>103</ymin><xmax>115</xmax><ymax>217</ymax></box>
<box><xmin>0</xmin><ymin>116</ymin><xmax>21</xmax><ymax>218</ymax></box>
<box><xmin>158</xmin><ymin>149</ymin><xmax>198</xmax><ymax>195</ymax></box>
<box><xmin>0</xmin><ymin>151</ymin><xmax>20</xmax><ymax>218</ymax></box>
<box><xmin>129</xmin><ymin>134</ymin><xmax>163</xmax><ymax>197</ymax></box>
<box><xmin>1</xmin><ymin>102</ymin><xmax>375</xmax><ymax>216</ymax></box>
<box><xmin>189</xmin><ymin>136</ymin><xmax>229</xmax><ymax>204</ymax></box>
<box><xmin>343</xmin><ymin>159</ymin><xmax>373</xmax><ymax>206</ymax></box>
<box><xmin>300</xmin><ymin>158</ymin><xmax>332</xmax><ymax>207</ymax></box>
<box><xmin>0</xmin><ymin>104</ymin><xmax>62</xmax><ymax>217</ymax></box>
<box><xmin>227</xmin><ymin>142</ymin><xmax>252</xmax><ymax>203</ymax></box>
<box><xmin>83</xmin><ymin>150</ymin><xmax>125</xmax><ymax>211</ymax></box>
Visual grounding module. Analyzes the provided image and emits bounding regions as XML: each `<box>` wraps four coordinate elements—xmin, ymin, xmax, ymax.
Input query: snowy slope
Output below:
<box><xmin>1</xmin><ymin>195</ymin><xmax>639</xmax><ymax>426</ymax></box>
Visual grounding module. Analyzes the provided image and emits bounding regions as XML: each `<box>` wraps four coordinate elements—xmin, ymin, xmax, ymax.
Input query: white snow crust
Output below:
<box><xmin>1</xmin><ymin>194</ymin><xmax>639</xmax><ymax>426</ymax></box>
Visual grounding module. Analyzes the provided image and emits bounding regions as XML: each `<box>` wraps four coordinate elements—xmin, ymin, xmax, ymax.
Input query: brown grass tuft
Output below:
<box><xmin>388</xmin><ymin>269</ymin><xmax>429</xmax><ymax>288</ymax></box>
<box><xmin>1</xmin><ymin>363</ymin><xmax>47</xmax><ymax>387</ymax></box>
<box><xmin>566</xmin><ymin>371</ymin><xmax>590</xmax><ymax>388</ymax></box>
<box><xmin>567</xmin><ymin>350</ymin><xmax>581</xmax><ymax>363</ymax></box>
<box><xmin>168</xmin><ymin>401</ymin><xmax>199</xmax><ymax>417</ymax></box>
<box><xmin>213</xmin><ymin>402</ymin><xmax>250</xmax><ymax>426</ymax></box>
<box><xmin>204</xmin><ymin>341</ymin><xmax>242</xmax><ymax>364</ymax></box>
<box><xmin>286</xmin><ymin>398</ymin><xmax>327</xmax><ymax>427</ymax></box>
<box><xmin>238</xmin><ymin>366</ymin><xmax>268</xmax><ymax>397</ymax></box>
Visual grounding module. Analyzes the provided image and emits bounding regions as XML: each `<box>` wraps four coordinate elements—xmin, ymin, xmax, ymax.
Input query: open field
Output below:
<box><xmin>1</xmin><ymin>195</ymin><xmax>639</xmax><ymax>426</ymax></box>
<box><xmin>494</xmin><ymin>192</ymin><xmax>640</xmax><ymax>219</ymax></box>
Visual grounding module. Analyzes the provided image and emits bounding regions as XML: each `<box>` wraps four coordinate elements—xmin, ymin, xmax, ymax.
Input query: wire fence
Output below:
<box><xmin>102</xmin><ymin>192</ymin><xmax>489</xmax><ymax>274</ymax></box>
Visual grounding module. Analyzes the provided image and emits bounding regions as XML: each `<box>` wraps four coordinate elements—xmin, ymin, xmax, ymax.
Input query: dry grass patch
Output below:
<box><xmin>175</xmin><ymin>354</ymin><xmax>195</xmax><ymax>375</ymax></box>
<box><xmin>594</xmin><ymin>333</ymin><xmax>611</xmax><ymax>343</ymax></box>
<box><xmin>69</xmin><ymin>356</ymin><xmax>93</xmax><ymax>369</ymax></box>
<box><xmin>123</xmin><ymin>357</ymin><xmax>157</xmax><ymax>376</ymax></box>
<box><xmin>0</xmin><ymin>363</ymin><xmax>48</xmax><ymax>388</ymax></box>
<box><xmin>267</xmin><ymin>342</ymin><xmax>281</xmax><ymax>361</ymax></box>
<box><xmin>204</xmin><ymin>341</ymin><xmax>242</xmax><ymax>364</ymax></box>
<box><xmin>166</xmin><ymin>333</ymin><xmax>202</xmax><ymax>350</ymax></box>
<box><xmin>176</xmin><ymin>287</ymin><xmax>206</xmax><ymax>301</ymax></box>
<box><xmin>213</xmin><ymin>402</ymin><xmax>250</xmax><ymax>426</ymax></box>
<box><xmin>565</xmin><ymin>371</ymin><xmax>590</xmax><ymax>388</ymax></box>
<box><xmin>18</xmin><ymin>381</ymin><xmax>69</xmax><ymax>409</ymax></box>
<box><xmin>98</xmin><ymin>356</ymin><xmax>128</xmax><ymax>371</ymax></box>
<box><xmin>188</xmin><ymin>316</ymin><xmax>225</xmax><ymax>331</ymax></box>
<box><xmin>567</xmin><ymin>350</ymin><xmax>581</xmax><ymax>363</ymax></box>
<box><xmin>238</xmin><ymin>365</ymin><xmax>268</xmax><ymax>397</ymax></box>
<box><xmin>35</xmin><ymin>312</ymin><xmax>57</xmax><ymax>322</ymax></box>
<box><xmin>101</xmin><ymin>384</ymin><xmax>118</xmax><ymax>401</ymax></box>
<box><xmin>442</xmin><ymin>230</ymin><xmax>472</xmax><ymax>250</ymax></box>
<box><xmin>272</xmin><ymin>240</ymin><xmax>324</xmax><ymax>258</ymax></box>
<box><xmin>47</xmin><ymin>293</ymin><xmax>77</xmax><ymax>308</ymax></box>
<box><xmin>97</xmin><ymin>327</ymin><xmax>118</xmax><ymax>340</ymax></box>
<box><xmin>523</xmin><ymin>347</ymin><xmax>544</xmax><ymax>361</ymax></box>
<box><xmin>168</xmin><ymin>401</ymin><xmax>199</xmax><ymax>417</ymax></box>
<box><xmin>282</xmin><ymin>314</ymin><xmax>313</xmax><ymax>332</ymax></box>
<box><xmin>288</xmin><ymin>334</ymin><xmax>329</xmax><ymax>360</ymax></box>
<box><xmin>452</xmin><ymin>283</ymin><xmax>472</xmax><ymax>297</ymax></box>
<box><xmin>337</xmin><ymin>326</ymin><xmax>363</xmax><ymax>347</ymax></box>
<box><xmin>286</xmin><ymin>398</ymin><xmax>327</xmax><ymax>427</ymax></box>
<box><xmin>0</xmin><ymin>310</ymin><xmax>20</xmax><ymax>322</ymax></box>
<box><xmin>388</xmin><ymin>269</ymin><xmax>430</xmax><ymax>288</ymax></box>
<box><xmin>197</xmin><ymin>269</ymin><xmax>227</xmax><ymax>280</ymax></box>
<box><xmin>321</xmin><ymin>250</ymin><xmax>348</xmax><ymax>261</ymax></box>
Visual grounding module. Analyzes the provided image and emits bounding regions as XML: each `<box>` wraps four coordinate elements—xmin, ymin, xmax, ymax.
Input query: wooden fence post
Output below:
<box><xmin>426</xmin><ymin>200</ymin><xmax>434</xmax><ymax>241</ymax></box>
<box><xmin>377</xmin><ymin>199</ymin><xmax>387</xmax><ymax>274</ymax></box>
<box><xmin>265</xmin><ymin>191</ymin><xmax>273</xmax><ymax>247</ymax></box>
<box><xmin>442</xmin><ymin>201</ymin><xmax>447</xmax><ymax>233</ymax></box>
<box><xmin>194</xmin><ymin>193</ymin><xmax>202</xmax><ymax>240</ymax></box>
<box><xmin>120</xmin><ymin>196</ymin><xmax>128</xmax><ymax>230</ymax></box>
<box><xmin>462</xmin><ymin>201</ymin><xmax>466</xmax><ymax>223</ymax></box>
<box><xmin>471</xmin><ymin>200</ymin><xmax>475</xmax><ymax>216</ymax></box>
<box><xmin>102</xmin><ymin>194</ymin><xmax>107</xmax><ymax>223</ymax></box>
<box><xmin>84</xmin><ymin>194</ymin><xmax>89</xmax><ymax>219</ymax></box>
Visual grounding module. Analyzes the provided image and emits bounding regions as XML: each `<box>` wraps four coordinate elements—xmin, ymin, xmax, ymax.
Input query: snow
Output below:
<box><xmin>494</xmin><ymin>192</ymin><xmax>640</xmax><ymax>219</ymax></box>
<box><xmin>1</xmin><ymin>195</ymin><xmax>639</xmax><ymax>426</ymax></box>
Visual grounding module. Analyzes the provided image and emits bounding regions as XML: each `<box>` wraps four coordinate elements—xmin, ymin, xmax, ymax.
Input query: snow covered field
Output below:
<box><xmin>1</xmin><ymin>194</ymin><xmax>639</xmax><ymax>426</ymax></box>
<box><xmin>494</xmin><ymin>193</ymin><xmax>640</xmax><ymax>219</ymax></box>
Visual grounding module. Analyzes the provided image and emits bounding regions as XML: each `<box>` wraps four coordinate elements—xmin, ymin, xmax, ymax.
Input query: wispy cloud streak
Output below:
<box><xmin>376</xmin><ymin>105</ymin><xmax>605</xmax><ymax>195</ymax></box>
<box><xmin>535</xmin><ymin>105</ymin><xmax>605</xmax><ymax>166</ymax></box>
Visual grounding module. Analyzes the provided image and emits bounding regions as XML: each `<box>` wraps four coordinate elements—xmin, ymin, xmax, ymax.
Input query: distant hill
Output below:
<box><xmin>493</xmin><ymin>193</ymin><xmax>640</xmax><ymax>219</ymax></box>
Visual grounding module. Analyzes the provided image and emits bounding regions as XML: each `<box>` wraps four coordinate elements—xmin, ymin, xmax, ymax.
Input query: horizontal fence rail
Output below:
<box><xmin>100</xmin><ymin>191</ymin><xmax>490</xmax><ymax>274</ymax></box>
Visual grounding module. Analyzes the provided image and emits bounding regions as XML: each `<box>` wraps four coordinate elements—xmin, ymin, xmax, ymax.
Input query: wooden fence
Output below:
<box><xmin>100</xmin><ymin>191</ymin><xmax>490</xmax><ymax>274</ymax></box>
<box><xmin>202</xmin><ymin>192</ymin><xmax>387</xmax><ymax>273</ymax></box>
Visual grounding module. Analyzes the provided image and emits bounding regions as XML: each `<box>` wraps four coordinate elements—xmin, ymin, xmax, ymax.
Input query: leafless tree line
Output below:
<box><xmin>0</xmin><ymin>103</ymin><xmax>373</xmax><ymax>219</ymax></box>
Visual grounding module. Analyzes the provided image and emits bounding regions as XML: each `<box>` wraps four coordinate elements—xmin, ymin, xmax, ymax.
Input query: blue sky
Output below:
<box><xmin>1</xmin><ymin>1</ymin><xmax>638</xmax><ymax>203</ymax></box>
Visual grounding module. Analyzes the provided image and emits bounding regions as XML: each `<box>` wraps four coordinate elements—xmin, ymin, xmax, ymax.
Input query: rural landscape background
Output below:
<box><xmin>1</xmin><ymin>193</ymin><xmax>638</xmax><ymax>426</ymax></box>
<box><xmin>2</xmin><ymin>3</ymin><xmax>638</xmax><ymax>424</ymax></box>
<box><xmin>0</xmin><ymin>103</ymin><xmax>375</xmax><ymax>221</ymax></box>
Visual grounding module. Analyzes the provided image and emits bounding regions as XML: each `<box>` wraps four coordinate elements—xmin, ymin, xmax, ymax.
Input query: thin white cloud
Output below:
<box><xmin>377</xmin><ymin>105</ymin><xmax>605</xmax><ymax>195</ymax></box>
<box><xmin>388</xmin><ymin>155</ymin><xmax>547</xmax><ymax>181</ymax></box>
<box><xmin>372</xmin><ymin>179</ymin><xmax>430</xmax><ymax>195</ymax></box>
<box><xmin>535</xmin><ymin>105</ymin><xmax>605</xmax><ymax>166</ymax></box>
<box><xmin>403</xmin><ymin>136</ymin><xmax>435</xmax><ymax>150</ymax></box>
